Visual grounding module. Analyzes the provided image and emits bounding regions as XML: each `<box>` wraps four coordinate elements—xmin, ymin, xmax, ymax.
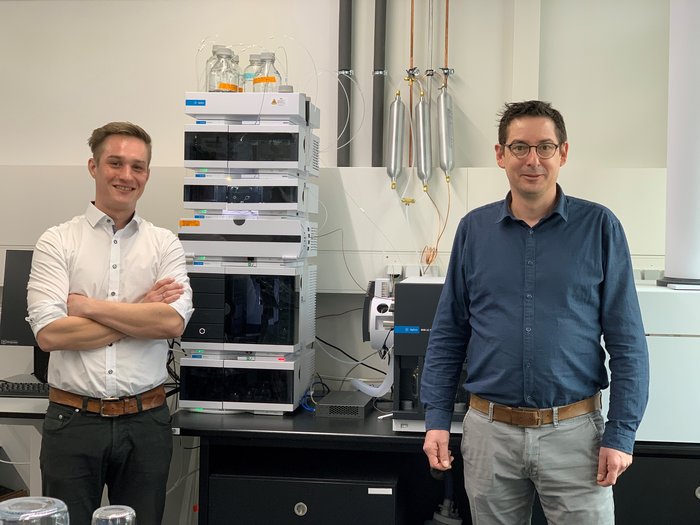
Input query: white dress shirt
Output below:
<box><xmin>27</xmin><ymin>203</ymin><xmax>194</xmax><ymax>398</ymax></box>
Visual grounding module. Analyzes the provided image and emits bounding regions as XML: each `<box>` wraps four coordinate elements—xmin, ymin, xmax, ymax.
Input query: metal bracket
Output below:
<box><xmin>406</xmin><ymin>67</ymin><xmax>420</xmax><ymax>78</ymax></box>
<box><xmin>338</xmin><ymin>69</ymin><xmax>354</xmax><ymax>76</ymax></box>
<box><xmin>372</xmin><ymin>70</ymin><xmax>388</xmax><ymax>76</ymax></box>
<box><xmin>440</xmin><ymin>67</ymin><xmax>455</xmax><ymax>76</ymax></box>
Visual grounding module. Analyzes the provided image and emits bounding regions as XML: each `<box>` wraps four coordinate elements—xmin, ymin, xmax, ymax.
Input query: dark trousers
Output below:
<box><xmin>40</xmin><ymin>401</ymin><xmax>173</xmax><ymax>525</ymax></box>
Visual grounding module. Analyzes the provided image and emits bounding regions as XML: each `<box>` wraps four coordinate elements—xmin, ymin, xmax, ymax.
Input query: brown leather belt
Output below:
<box><xmin>49</xmin><ymin>384</ymin><xmax>166</xmax><ymax>417</ymax></box>
<box><xmin>469</xmin><ymin>393</ymin><xmax>601</xmax><ymax>428</ymax></box>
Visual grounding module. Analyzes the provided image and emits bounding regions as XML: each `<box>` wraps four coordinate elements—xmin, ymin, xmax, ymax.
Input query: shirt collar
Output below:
<box><xmin>495</xmin><ymin>184</ymin><xmax>569</xmax><ymax>224</ymax></box>
<box><xmin>552</xmin><ymin>184</ymin><xmax>569</xmax><ymax>221</ymax></box>
<box><xmin>85</xmin><ymin>202</ymin><xmax>142</xmax><ymax>231</ymax></box>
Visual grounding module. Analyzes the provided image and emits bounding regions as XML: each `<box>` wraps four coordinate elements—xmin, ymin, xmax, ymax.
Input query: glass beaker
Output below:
<box><xmin>0</xmin><ymin>497</ymin><xmax>69</xmax><ymax>524</ymax></box>
<box><xmin>91</xmin><ymin>505</ymin><xmax>136</xmax><ymax>525</ymax></box>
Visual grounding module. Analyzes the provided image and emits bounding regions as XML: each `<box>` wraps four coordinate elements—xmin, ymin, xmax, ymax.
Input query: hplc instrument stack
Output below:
<box><xmin>177</xmin><ymin>90</ymin><xmax>320</xmax><ymax>414</ymax></box>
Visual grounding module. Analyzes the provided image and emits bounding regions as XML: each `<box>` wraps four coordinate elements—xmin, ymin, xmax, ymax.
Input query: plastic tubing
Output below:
<box><xmin>311</xmin><ymin>68</ymin><xmax>365</xmax><ymax>153</ymax></box>
<box><xmin>195</xmin><ymin>34</ymin><xmax>220</xmax><ymax>91</ymax></box>
<box><xmin>405</xmin><ymin>204</ymin><xmax>425</xmax><ymax>272</ymax></box>
<box><xmin>281</xmin><ymin>33</ymin><xmax>319</xmax><ymax>102</ymax></box>
<box><xmin>350</xmin><ymin>352</ymin><xmax>394</xmax><ymax>397</ymax></box>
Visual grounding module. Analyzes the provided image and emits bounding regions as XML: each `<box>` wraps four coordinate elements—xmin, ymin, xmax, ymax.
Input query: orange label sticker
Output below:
<box><xmin>179</xmin><ymin>220</ymin><xmax>200</xmax><ymax>227</ymax></box>
<box><xmin>253</xmin><ymin>76</ymin><xmax>277</xmax><ymax>84</ymax></box>
<box><xmin>217</xmin><ymin>83</ymin><xmax>237</xmax><ymax>91</ymax></box>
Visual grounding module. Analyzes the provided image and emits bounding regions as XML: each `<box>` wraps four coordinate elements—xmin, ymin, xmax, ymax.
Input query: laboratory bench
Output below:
<box><xmin>172</xmin><ymin>406</ymin><xmax>700</xmax><ymax>525</ymax></box>
<box><xmin>172</xmin><ymin>403</ymin><xmax>470</xmax><ymax>525</ymax></box>
<box><xmin>1</xmin><ymin>398</ymin><xmax>697</xmax><ymax>524</ymax></box>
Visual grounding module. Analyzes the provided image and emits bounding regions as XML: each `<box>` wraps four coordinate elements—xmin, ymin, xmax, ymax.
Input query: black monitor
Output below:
<box><xmin>0</xmin><ymin>250</ymin><xmax>49</xmax><ymax>382</ymax></box>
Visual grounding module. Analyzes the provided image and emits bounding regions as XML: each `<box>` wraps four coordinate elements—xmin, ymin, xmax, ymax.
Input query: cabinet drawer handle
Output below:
<box><xmin>294</xmin><ymin>502</ymin><xmax>308</xmax><ymax>516</ymax></box>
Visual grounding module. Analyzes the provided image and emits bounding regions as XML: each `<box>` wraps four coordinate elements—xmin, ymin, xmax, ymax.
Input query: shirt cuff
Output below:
<box><xmin>26</xmin><ymin>301</ymin><xmax>67</xmax><ymax>337</ymax></box>
<box><xmin>424</xmin><ymin>407</ymin><xmax>454</xmax><ymax>432</ymax></box>
<box><xmin>601</xmin><ymin>426</ymin><xmax>637</xmax><ymax>455</ymax></box>
<box><xmin>167</xmin><ymin>299</ymin><xmax>194</xmax><ymax>327</ymax></box>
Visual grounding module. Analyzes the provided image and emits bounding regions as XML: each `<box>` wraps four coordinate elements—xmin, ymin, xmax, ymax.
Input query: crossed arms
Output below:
<box><xmin>36</xmin><ymin>278</ymin><xmax>185</xmax><ymax>352</ymax></box>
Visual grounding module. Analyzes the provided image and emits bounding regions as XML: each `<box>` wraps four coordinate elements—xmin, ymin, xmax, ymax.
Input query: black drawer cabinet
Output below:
<box><xmin>196</xmin><ymin>438</ymin><xmax>466</xmax><ymax>525</ymax></box>
<box><xmin>209</xmin><ymin>473</ymin><xmax>398</xmax><ymax>524</ymax></box>
<box><xmin>531</xmin><ymin>449</ymin><xmax>700</xmax><ymax>525</ymax></box>
<box><xmin>614</xmin><ymin>453</ymin><xmax>700</xmax><ymax>524</ymax></box>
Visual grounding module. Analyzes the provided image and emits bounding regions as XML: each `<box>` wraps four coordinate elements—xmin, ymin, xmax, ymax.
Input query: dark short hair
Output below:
<box><xmin>497</xmin><ymin>100</ymin><xmax>567</xmax><ymax>146</ymax></box>
<box><xmin>88</xmin><ymin>122</ymin><xmax>152</xmax><ymax>165</ymax></box>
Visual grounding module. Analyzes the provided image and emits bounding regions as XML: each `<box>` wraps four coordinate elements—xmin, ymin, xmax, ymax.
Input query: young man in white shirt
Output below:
<box><xmin>27</xmin><ymin>122</ymin><xmax>193</xmax><ymax>525</ymax></box>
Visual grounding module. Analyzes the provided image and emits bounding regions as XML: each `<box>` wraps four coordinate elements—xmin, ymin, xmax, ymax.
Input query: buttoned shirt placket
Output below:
<box><xmin>523</xmin><ymin>225</ymin><xmax>536</xmax><ymax>405</ymax></box>
<box><xmin>106</xmin><ymin>221</ymin><xmax>123</xmax><ymax>393</ymax></box>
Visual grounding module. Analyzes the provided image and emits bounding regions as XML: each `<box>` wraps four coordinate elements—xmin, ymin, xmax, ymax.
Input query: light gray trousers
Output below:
<box><xmin>461</xmin><ymin>406</ymin><xmax>614</xmax><ymax>525</ymax></box>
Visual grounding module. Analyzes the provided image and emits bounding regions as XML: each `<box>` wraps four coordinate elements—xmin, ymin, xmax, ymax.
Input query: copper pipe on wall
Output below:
<box><xmin>409</xmin><ymin>0</ymin><xmax>415</xmax><ymax>167</ymax></box>
<box><xmin>445</xmin><ymin>0</ymin><xmax>450</xmax><ymax>70</ymax></box>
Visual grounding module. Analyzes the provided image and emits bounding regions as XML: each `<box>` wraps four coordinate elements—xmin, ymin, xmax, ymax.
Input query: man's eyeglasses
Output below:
<box><xmin>502</xmin><ymin>142</ymin><xmax>560</xmax><ymax>159</ymax></box>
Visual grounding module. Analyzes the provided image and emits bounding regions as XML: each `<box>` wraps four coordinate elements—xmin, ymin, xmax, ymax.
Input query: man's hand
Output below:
<box><xmin>597</xmin><ymin>446</ymin><xmax>632</xmax><ymax>487</ymax></box>
<box><xmin>143</xmin><ymin>278</ymin><xmax>184</xmax><ymax>304</ymax></box>
<box><xmin>423</xmin><ymin>429</ymin><xmax>453</xmax><ymax>471</ymax></box>
<box><xmin>67</xmin><ymin>293</ymin><xmax>94</xmax><ymax>318</ymax></box>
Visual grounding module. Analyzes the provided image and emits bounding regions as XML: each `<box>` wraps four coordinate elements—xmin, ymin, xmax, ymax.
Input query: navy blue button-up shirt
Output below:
<box><xmin>421</xmin><ymin>186</ymin><xmax>649</xmax><ymax>454</ymax></box>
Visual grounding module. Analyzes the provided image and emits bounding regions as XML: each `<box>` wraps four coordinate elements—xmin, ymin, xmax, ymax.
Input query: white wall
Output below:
<box><xmin>0</xmin><ymin>0</ymin><xmax>339</xmax><ymax>167</ymax></box>
<box><xmin>540</xmin><ymin>0</ymin><xmax>669</xmax><ymax>169</ymax></box>
<box><xmin>0</xmin><ymin>0</ymin><xmax>671</xmax><ymax>275</ymax></box>
<box><xmin>0</xmin><ymin>0</ymin><xmax>672</xmax><ymax>414</ymax></box>
<box><xmin>0</xmin><ymin>0</ymin><xmax>672</xmax><ymax>520</ymax></box>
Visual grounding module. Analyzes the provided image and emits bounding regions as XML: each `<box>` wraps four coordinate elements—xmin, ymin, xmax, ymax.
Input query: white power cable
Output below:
<box><xmin>166</xmin><ymin>468</ymin><xmax>200</xmax><ymax>497</ymax></box>
<box><xmin>315</xmin><ymin>374</ymin><xmax>386</xmax><ymax>383</ymax></box>
<box><xmin>0</xmin><ymin>458</ymin><xmax>30</xmax><ymax>465</ymax></box>
<box><xmin>316</xmin><ymin>195</ymin><xmax>329</xmax><ymax>233</ymax></box>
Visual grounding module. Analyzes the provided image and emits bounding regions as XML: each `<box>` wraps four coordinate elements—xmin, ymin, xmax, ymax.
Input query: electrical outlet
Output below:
<box><xmin>643</xmin><ymin>269</ymin><xmax>663</xmax><ymax>281</ymax></box>
<box><xmin>386</xmin><ymin>264</ymin><xmax>402</xmax><ymax>277</ymax></box>
<box><xmin>405</xmin><ymin>265</ymin><xmax>422</xmax><ymax>278</ymax></box>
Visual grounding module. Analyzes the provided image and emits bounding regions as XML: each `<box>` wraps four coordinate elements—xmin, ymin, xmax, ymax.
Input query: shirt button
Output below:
<box><xmin>526</xmin><ymin>294</ymin><xmax>532</xmax><ymax>299</ymax></box>
<box><xmin>106</xmin><ymin>219</ymin><xmax>111</xmax><ymax>223</ymax></box>
<box><xmin>526</xmin><ymin>327</ymin><xmax>532</xmax><ymax>332</ymax></box>
<box><xmin>527</xmin><ymin>260</ymin><xmax>534</xmax><ymax>266</ymax></box>
<box><xmin>108</xmin><ymin>369</ymin><xmax>113</xmax><ymax>374</ymax></box>
<box><xmin>108</xmin><ymin>343</ymin><xmax>113</xmax><ymax>347</ymax></box>
<box><xmin>112</xmin><ymin>264</ymin><xmax>117</xmax><ymax>269</ymax></box>
<box><xmin>527</xmin><ymin>396</ymin><xmax>531</xmax><ymax>401</ymax></box>
<box><xmin>526</xmin><ymin>362</ymin><xmax>531</xmax><ymax>367</ymax></box>
<box><xmin>110</xmin><ymin>291</ymin><xmax>116</xmax><ymax>296</ymax></box>
<box><xmin>529</xmin><ymin>229</ymin><xmax>534</xmax><ymax>235</ymax></box>
<box><xmin>113</xmin><ymin>240</ymin><xmax>118</xmax><ymax>244</ymax></box>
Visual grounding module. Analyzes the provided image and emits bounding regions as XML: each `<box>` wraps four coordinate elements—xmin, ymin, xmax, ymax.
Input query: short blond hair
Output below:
<box><xmin>88</xmin><ymin>122</ymin><xmax>152</xmax><ymax>165</ymax></box>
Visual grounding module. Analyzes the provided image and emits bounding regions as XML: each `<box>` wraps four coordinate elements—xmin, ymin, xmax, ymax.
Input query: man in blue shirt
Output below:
<box><xmin>421</xmin><ymin>100</ymin><xmax>649</xmax><ymax>524</ymax></box>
